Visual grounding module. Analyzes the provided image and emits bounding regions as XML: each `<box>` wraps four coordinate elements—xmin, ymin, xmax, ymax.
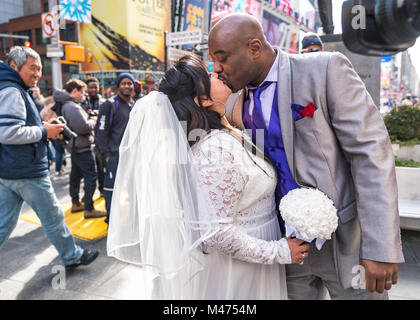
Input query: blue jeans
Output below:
<box><xmin>70</xmin><ymin>151</ymin><xmax>97</xmax><ymax>211</ymax></box>
<box><xmin>0</xmin><ymin>176</ymin><xmax>83</xmax><ymax>266</ymax></box>
<box><xmin>51</xmin><ymin>140</ymin><xmax>65</xmax><ymax>172</ymax></box>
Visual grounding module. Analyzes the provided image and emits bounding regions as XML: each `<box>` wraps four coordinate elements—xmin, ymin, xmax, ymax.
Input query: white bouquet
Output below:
<box><xmin>279</xmin><ymin>188</ymin><xmax>338</xmax><ymax>246</ymax></box>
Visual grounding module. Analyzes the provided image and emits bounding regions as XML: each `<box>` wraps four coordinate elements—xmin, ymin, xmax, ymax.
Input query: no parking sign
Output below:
<box><xmin>42</xmin><ymin>12</ymin><xmax>57</xmax><ymax>39</ymax></box>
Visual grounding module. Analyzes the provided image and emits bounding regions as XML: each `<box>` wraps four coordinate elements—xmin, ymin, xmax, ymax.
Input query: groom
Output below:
<box><xmin>208</xmin><ymin>13</ymin><xmax>404</xmax><ymax>299</ymax></box>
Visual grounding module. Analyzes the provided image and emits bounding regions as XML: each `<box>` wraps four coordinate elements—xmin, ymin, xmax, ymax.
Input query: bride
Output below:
<box><xmin>107</xmin><ymin>54</ymin><xmax>309</xmax><ymax>299</ymax></box>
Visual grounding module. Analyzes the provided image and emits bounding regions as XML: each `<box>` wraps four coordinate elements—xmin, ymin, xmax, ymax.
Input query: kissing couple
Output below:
<box><xmin>107</xmin><ymin>13</ymin><xmax>404</xmax><ymax>300</ymax></box>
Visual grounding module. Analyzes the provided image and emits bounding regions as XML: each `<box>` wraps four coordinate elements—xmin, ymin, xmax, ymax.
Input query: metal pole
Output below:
<box><xmin>0</xmin><ymin>33</ymin><xmax>29</xmax><ymax>40</ymax></box>
<box><xmin>100</xmin><ymin>57</ymin><xmax>105</xmax><ymax>97</ymax></box>
<box><xmin>49</xmin><ymin>0</ymin><xmax>63</xmax><ymax>90</ymax></box>
<box><xmin>164</xmin><ymin>31</ymin><xmax>168</xmax><ymax>72</ymax></box>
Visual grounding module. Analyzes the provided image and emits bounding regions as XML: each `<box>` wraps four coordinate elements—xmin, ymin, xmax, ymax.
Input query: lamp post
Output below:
<box><xmin>87</xmin><ymin>48</ymin><xmax>106</xmax><ymax>97</ymax></box>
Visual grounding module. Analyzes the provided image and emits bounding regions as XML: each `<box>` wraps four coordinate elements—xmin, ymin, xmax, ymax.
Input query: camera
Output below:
<box><xmin>342</xmin><ymin>0</ymin><xmax>420</xmax><ymax>56</ymax></box>
<box><xmin>51</xmin><ymin>116</ymin><xmax>78</xmax><ymax>142</ymax></box>
<box><xmin>89</xmin><ymin>110</ymin><xmax>98</xmax><ymax>117</ymax></box>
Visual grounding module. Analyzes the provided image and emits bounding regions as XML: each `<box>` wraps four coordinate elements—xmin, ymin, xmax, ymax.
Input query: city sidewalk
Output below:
<box><xmin>1</xmin><ymin>212</ymin><xmax>419</xmax><ymax>299</ymax></box>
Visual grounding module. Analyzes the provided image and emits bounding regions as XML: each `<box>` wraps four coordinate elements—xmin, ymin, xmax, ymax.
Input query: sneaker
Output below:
<box><xmin>65</xmin><ymin>248</ymin><xmax>99</xmax><ymax>269</ymax></box>
<box><xmin>71</xmin><ymin>201</ymin><xmax>85</xmax><ymax>213</ymax></box>
<box><xmin>84</xmin><ymin>209</ymin><xmax>107</xmax><ymax>219</ymax></box>
<box><xmin>53</xmin><ymin>170</ymin><xmax>67</xmax><ymax>180</ymax></box>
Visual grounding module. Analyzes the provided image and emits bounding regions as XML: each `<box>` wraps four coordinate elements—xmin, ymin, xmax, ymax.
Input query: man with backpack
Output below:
<box><xmin>95</xmin><ymin>73</ymin><xmax>135</xmax><ymax>224</ymax></box>
<box><xmin>54</xmin><ymin>79</ymin><xmax>106</xmax><ymax>219</ymax></box>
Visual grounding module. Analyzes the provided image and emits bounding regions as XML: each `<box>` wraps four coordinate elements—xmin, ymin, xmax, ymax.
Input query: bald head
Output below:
<box><xmin>208</xmin><ymin>13</ymin><xmax>276</xmax><ymax>92</ymax></box>
<box><xmin>210</xmin><ymin>13</ymin><xmax>266</xmax><ymax>45</ymax></box>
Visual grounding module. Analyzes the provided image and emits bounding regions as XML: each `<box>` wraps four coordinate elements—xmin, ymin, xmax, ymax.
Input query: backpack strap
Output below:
<box><xmin>108</xmin><ymin>96</ymin><xmax>119</xmax><ymax>126</ymax></box>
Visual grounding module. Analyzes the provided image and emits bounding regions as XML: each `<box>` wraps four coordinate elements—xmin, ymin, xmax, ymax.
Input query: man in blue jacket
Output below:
<box><xmin>95</xmin><ymin>73</ymin><xmax>135</xmax><ymax>224</ymax></box>
<box><xmin>0</xmin><ymin>46</ymin><xmax>99</xmax><ymax>269</ymax></box>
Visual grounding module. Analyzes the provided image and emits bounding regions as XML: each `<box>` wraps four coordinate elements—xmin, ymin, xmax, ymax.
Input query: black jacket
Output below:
<box><xmin>94</xmin><ymin>95</ymin><xmax>134</xmax><ymax>158</ymax></box>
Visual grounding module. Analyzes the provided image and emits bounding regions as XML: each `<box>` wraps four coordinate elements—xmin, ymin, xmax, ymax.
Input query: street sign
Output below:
<box><xmin>42</xmin><ymin>12</ymin><xmax>57</xmax><ymax>38</ymax></box>
<box><xmin>166</xmin><ymin>30</ymin><xmax>202</xmax><ymax>46</ymax></box>
<box><xmin>46</xmin><ymin>44</ymin><xmax>64</xmax><ymax>58</ymax></box>
<box><xmin>168</xmin><ymin>47</ymin><xmax>191</xmax><ymax>62</ymax></box>
<box><xmin>195</xmin><ymin>43</ymin><xmax>208</xmax><ymax>51</ymax></box>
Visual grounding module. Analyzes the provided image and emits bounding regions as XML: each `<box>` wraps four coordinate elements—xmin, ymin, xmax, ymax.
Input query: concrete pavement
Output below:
<box><xmin>0</xmin><ymin>170</ymin><xmax>419</xmax><ymax>300</ymax></box>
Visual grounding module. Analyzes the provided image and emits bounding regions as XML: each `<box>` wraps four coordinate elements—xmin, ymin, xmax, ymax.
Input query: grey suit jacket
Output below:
<box><xmin>226</xmin><ymin>50</ymin><xmax>404</xmax><ymax>288</ymax></box>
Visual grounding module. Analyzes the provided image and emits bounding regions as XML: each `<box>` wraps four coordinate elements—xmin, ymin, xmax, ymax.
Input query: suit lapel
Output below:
<box><xmin>277</xmin><ymin>51</ymin><xmax>295</xmax><ymax>177</ymax></box>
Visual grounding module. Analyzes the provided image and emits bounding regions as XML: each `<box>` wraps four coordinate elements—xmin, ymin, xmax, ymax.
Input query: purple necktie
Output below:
<box><xmin>244</xmin><ymin>81</ymin><xmax>274</xmax><ymax>143</ymax></box>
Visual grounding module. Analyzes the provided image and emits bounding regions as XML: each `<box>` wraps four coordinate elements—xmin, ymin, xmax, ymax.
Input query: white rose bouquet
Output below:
<box><xmin>279</xmin><ymin>188</ymin><xmax>338</xmax><ymax>249</ymax></box>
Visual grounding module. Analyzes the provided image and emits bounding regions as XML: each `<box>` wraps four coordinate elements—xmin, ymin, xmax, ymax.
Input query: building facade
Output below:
<box><xmin>0</xmin><ymin>0</ymin><xmax>78</xmax><ymax>95</ymax></box>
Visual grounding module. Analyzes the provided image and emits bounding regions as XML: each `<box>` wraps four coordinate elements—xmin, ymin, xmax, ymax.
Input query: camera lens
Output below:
<box><xmin>376</xmin><ymin>0</ymin><xmax>420</xmax><ymax>46</ymax></box>
<box><xmin>342</xmin><ymin>0</ymin><xmax>420</xmax><ymax>56</ymax></box>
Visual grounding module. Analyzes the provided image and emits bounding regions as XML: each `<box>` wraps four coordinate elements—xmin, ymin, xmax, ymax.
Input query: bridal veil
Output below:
<box><xmin>106</xmin><ymin>91</ymin><xmax>217</xmax><ymax>299</ymax></box>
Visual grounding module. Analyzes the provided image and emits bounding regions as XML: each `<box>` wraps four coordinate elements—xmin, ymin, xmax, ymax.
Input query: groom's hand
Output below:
<box><xmin>360</xmin><ymin>259</ymin><xmax>399</xmax><ymax>294</ymax></box>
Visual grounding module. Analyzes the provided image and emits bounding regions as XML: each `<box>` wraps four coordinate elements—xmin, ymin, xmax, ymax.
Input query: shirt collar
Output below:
<box><xmin>246</xmin><ymin>49</ymin><xmax>279</xmax><ymax>92</ymax></box>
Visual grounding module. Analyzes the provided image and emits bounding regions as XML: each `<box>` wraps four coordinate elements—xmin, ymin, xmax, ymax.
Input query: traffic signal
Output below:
<box><xmin>87</xmin><ymin>52</ymin><xmax>93</xmax><ymax>63</ymax></box>
<box><xmin>24</xmin><ymin>41</ymin><xmax>31</xmax><ymax>47</ymax></box>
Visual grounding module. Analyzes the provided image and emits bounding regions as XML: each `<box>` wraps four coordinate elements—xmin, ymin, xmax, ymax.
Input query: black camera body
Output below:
<box><xmin>89</xmin><ymin>110</ymin><xmax>98</xmax><ymax>117</ymax></box>
<box><xmin>342</xmin><ymin>0</ymin><xmax>420</xmax><ymax>56</ymax></box>
<box><xmin>51</xmin><ymin>116</ymin><xmax>78</xmax><ymax>142</ymax></box>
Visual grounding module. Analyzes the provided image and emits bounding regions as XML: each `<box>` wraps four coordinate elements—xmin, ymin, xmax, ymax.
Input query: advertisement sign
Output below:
<box><xmin>167</xmin><ymin>30</ymin><xmax>203</xmax><ymax>46</ymax></box>
<box><xmin>183</xmin><ymin>0</ymin><xmax>206</xmax><ymax>31</ymax></box>
<box><xmin>298</xmin><ymin>0</ymin><xmax>316</xmax><ymax>29</ymax></box>
<box><xmin>80</xmin><ymin>0</ymin><xmax>171</xmax><ymax>72</ymax></box>
<box><xmin>211</xmin><ymin>0</ymin><xmax>261</xmax><ymax>26</ymax></box>
<box><xmin>262</xmin><ymin>9</ymin><xmax>300</xmax><ymax>54</ymax></box>
<box><xmin>59</xmin><ymin>0</ymin><xmax>92</xmax><ymax>24</ymax></box>
<box><xmin>262</xmin><ymin>10</ymin><xmax>290</xmax><ymax>51</ymax></box>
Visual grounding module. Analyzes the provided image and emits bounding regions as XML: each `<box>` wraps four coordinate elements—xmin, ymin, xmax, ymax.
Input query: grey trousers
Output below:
<box><xmin>285</xmin><ymin>240</ymin><xmax>388</xmax><ymax>300</ymax></box>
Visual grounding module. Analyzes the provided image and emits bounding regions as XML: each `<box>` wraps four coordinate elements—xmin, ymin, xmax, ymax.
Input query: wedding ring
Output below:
<box><xmin>385</xmin><ymin>281</ymin><xmax>393</xmax><ymax>285</ymax></box>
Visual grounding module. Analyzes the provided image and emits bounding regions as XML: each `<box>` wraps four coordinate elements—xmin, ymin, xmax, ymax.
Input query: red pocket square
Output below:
<box><xmin>299</xmin><ymin>103</ymin><xmax>316</xmax><ymax>118</ymax></box>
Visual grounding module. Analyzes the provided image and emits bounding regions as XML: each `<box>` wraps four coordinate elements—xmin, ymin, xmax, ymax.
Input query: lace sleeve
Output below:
<box><xmin>193</xmin><ymin>134</ymin><xmax>291</xmax><ymax>265</ymax></box>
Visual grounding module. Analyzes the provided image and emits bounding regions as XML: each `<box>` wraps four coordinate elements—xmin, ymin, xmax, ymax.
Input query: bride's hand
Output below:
<box><xmin>286</xmin><ymin>237</ymin><xmax>310</xmax><ymax>264</ymax></box>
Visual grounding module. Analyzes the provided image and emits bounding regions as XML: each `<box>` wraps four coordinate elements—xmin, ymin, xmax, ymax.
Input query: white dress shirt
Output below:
<box><xmin>245</xmin><ymin>50</ymin><xmax>280</xmax><ymax>128</ymax></box>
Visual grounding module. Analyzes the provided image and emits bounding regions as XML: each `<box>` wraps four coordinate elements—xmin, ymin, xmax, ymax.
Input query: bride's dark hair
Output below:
<box><xmin>158</xmin><ymin>54</ymin><xmax>225</xmax><ymax>145</ymax></box>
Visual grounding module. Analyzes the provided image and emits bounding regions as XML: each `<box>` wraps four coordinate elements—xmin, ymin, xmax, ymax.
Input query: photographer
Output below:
<box><xmin>53</xmin><ymin>79</ymin><xmax>106</xmax><ymax>219</ymax></box>
<box><xmin>0</xmin><ymin>46</ymin><xmax>99</xmax><ymax>268</ymax></box>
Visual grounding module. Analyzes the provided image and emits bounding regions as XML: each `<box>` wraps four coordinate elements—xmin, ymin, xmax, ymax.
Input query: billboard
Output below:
<box><xmin>211</xmin><ymin>0</ymin><xmax>262</xmax><ymax>26</ymax></box>
<box><xmin>183</xmin><ymin>0</ymin><xmax>206</xmax><ymax>31</ymax></box>
<box><xmin>59</xmin><ymin>0</ymin><xmax>92</xmax><ymax>24</ymax></box>
<box><xmin>80</xmin><ymin>0</ymin><xmax>170</xmax><ymax>72</ymax></box>
<box><xmin>262</xmin><ymin>9</ymin><xmax>300</xmax><ymax>54</ymax></box>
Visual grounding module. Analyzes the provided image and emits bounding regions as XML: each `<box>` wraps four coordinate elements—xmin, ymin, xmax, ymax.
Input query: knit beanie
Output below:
<box><xmin>117</xmin><ymin>72</ymin><xmax>135</xmax><ymax>87</ymax></box>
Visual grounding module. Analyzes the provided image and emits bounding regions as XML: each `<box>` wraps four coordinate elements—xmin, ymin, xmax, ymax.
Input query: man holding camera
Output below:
<box><xmin>0</xmin><ymin>46</ymin><xmax>99</xmax><ymax>268</ymax></box>
<box><xmin>53</xmin><ymin>79</ymin><xmax>106</xmax><ymax>219</ymax></box>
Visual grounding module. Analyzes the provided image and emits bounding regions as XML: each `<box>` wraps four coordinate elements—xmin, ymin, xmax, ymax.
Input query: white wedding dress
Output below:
<box><xmin>107</xmin><ymin>92</ymin><xmax>290</xmax><ymax>300</ymax></box>
<box><xmin>188</xmin><ymin>129</ymin><xmax>291</xmax><ymax>300</ymax></box>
